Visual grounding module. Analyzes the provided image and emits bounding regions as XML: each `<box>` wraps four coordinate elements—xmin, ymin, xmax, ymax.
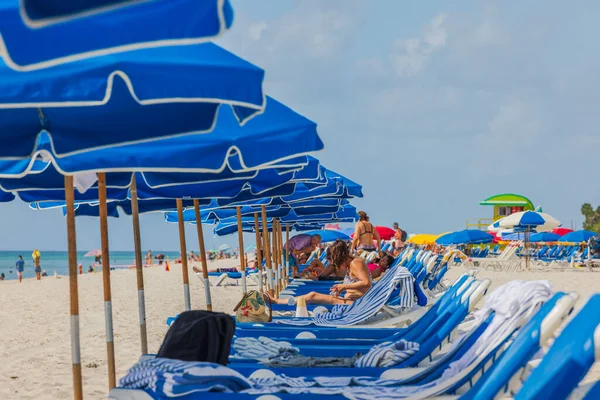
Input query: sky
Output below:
<box><xmin>0</xmin><ymin>0</ymin><xmax>598</xmax><ymax>251</ymax></box>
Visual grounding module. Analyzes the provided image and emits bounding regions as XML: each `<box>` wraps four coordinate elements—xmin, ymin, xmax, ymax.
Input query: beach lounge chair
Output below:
<box><xmin>108</xmin><ymin>284</ymin><xmax>577</xmax><ymax>400</ymax></box>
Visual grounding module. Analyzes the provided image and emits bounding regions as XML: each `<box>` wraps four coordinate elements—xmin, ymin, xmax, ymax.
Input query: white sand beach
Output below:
<box><xmin>0</xmin><ymin>261</ymin><xmax>599</xmax><ymax>399</ymax></box>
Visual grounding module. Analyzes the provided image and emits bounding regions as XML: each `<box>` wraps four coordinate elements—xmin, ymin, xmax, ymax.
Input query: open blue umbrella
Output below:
<box><xmin>1</xmin><ymin>0</ymin><xmax>234</xmax><ymax>70</ymax></box>
<box><xmin>301</xmin><ymin>230</ymin><xmax>350</xmax><ymax>243</ymax></box>
<box><xmin>0</xmin><ymin>43</ymin><xmax>265</xmax><ymax>161</ymax></box>
<box><xmin>529</xmin><ymin>232</ymin><xmax>560</xmax><ymax>242</ymax></box>
<box><xmin>436</xmin><ymin>230</ymin><xmax>494</xmax><ymax>245</ymax></box>
<box><xmin>559</xmin><ymin>230</ymin><xmax>596</xmax><ymax>243</ymax></box>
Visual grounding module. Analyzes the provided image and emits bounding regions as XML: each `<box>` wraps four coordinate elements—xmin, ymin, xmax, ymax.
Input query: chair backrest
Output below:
<box><xmin>459</xmin><ymin>292</ymin><xmax>575</xmax><ymax>399</ymax></box>
<box><xmin>515</xmin><ymin>294</ymin><xmax>600</xmax><ymax>400</ymax></box>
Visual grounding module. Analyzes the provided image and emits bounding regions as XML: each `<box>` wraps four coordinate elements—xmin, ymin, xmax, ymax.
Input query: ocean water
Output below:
<box><xmin>0</xmin><ymin>250</ymin><xmax>181</xmax><ymax>280</ymax></box>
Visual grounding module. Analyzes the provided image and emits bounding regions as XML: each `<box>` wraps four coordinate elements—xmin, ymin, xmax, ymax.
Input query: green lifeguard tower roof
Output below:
<box><xmin>479</xmin><ymin>193</ymin><xmax>534</xmax><ymax>210</ymax></box>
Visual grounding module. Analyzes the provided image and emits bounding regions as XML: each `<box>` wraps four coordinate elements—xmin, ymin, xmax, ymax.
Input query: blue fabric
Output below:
<box><xmin>436</xmin><ymin>230</ymin><xmax>494</xmax><ymax>245</ymax></box>
<box><xmin>1</xmin><ymin>0</ymin><xmax>233</xmax><ymax>69</ymax></box>
<box><xmin>119</xmin><ymin>355</ymin><xmax>251</xmax><ymax>396</ymax></box>
<box><xmin>529</xmin><ymin>232</ymin><xmax>560</xmax><ymax>242</ymax></box>
<box><xmin>16</xmin><ymin>259</ymin><xmax>24</xmax><ymax>272</ymax></box>
<box><xmin>559</xmin><ymin>230</ymin><xmax>596</xmax><ymax>243</ymax></box>
<box><xmin>0</xmin><ymin>43</ymin><xmax>264</xmax><ymax>160</ymax></box>
<box><xmin>301</xmin><ymin>230</ymin><xmax>350</xmax><ymax>243</ymax></box>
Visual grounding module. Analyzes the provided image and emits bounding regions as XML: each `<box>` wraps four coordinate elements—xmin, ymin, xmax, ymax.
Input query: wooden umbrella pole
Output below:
<box><xmin>276</xmin><ymin>221</ymin><xmax>284</xmax><ymax>288</ymax></box>
<box><xmin>274</xmin><ymin>220</ymin><xmax>281</xmax><ymax>296</ymax></box>
<box><xmin>98</xmin><ymin>173</ymin><xmax>116</xmax><ymax>390</ymax></box>
<box><xmin>193</xmin><ymin>200</ymin><xmax>212</xmax><ymax>311</ymax></box>
<box><xmin>236</xmin><ymin>207</ymin><xmax>247</xmax><ymax>294</ymax></box>
<box><xmin>65</xmin><ymin>176</ymin><xmax>83</xmax><ymax>400</ymax></box>
<box><xmin>176</xmin><ymin>199</ymin><xmax>191</xmax><ymax>311</ymax></box>
<box><xmin>285</xmin><ymin>224</ymin><xmax>290</xmax><ymax>286</ymax></box>
<box><xmin>253</xmin><ymin>213</ymin><xmax>263</xmax><ymax>293</ymax></box>
<box><xmin>130</xmin><ymin>175</ymin><xmax>148</xmax><ymax>355</ymax></box>
<box><xmin>260</xmin><ymin>206</ymin><xmax>273</xmax><ymax>295</ymax></box>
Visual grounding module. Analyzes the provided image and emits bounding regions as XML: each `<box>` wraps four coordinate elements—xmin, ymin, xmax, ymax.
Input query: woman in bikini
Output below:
<box><xmin>350</xmin><ymin>211</ymin><xmax>381</xmax><ymax>255</ymax></box>
<box><xmin>264</xmin><ymin>239</ymin><xmax>372</xmax><ymax>305</ymax></box>
<box><xmin>367</xmin><ymin>254</ymin><xmax>395</xmax><ymax>279</ymax></box>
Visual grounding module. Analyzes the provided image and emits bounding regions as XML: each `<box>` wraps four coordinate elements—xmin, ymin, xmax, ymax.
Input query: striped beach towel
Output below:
<box><xmin>354</xmin><ymin>339</ymin><xmax>419</xmax><ymax>368</ymax></box>
<box><xmin>276</xmin><ymin>265</ymin><xmax>415</xmax><ymax>327</ymax></box>
<box><xmin>119</xmin><ymin>355</ymin><xmax>251</xmax><ymax>396</ymax></box>
<box><xmin>233</xmin><ymin>336</ymin><xmax>299</xmax><ymax>360</ymax></box>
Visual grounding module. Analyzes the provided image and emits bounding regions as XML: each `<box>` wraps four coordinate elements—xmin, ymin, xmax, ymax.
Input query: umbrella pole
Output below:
<box><xmin>193</xmin><ymin>200</ymin><xmax>212</xmax><ymax>311</ymax></box>
<box><xmin>277</xmin><ymin>221</ymin><xmax>284</xmax><ymax>292</ymax></box>
<box><xmin>65</xmin><ymin>176</ymin><xmax>83</xmax><ymax>400</ymax></box>
<box><xmin>260</xmin><ymin>206</ymin><xmax>274</xmax><ymax>296</ymax></box>
<box><xmin>253</xmin><ymin>213</ymin><xmax>264</xmax><ymax>293</ymax></box>
<box><xmin>98</xmin><ymin>173</ymin><xmax>116</xmax><ymax>390</ymax></box>
<box><xmin>236</xmin><ymin>207</ymin><xmax>247</xmax><ymax>295</ymax></box>
<box><xmin>273</xmin><ymin>219</ymin><xmax>280</xmax><ymax>297</ymax></box>
<box><xmin>176</xmin><ymin>199</ymin><xmax>191</xmax><ymax>311</ymax></box>
<box><xmin>525</xmin><ymin>228</ymin><xmax>530</xmax><ymax>271</ymax></box>
<box><xmin>285</xmin><ymin>224</ymin><xmax>290</xmax><ymax>287</ymax></box>
<box><xmin>130</xmin><ymin>175</ymin><xmax>148</xmax><ymax>355</ymax></box>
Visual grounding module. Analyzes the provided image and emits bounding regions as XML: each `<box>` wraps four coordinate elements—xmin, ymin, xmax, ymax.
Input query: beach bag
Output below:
<box><xmin>234</xmin><ymin>290</ymin><xmax>272</xmax><ymax>323</ymax></box>
<box><xmin>400</xmin><ymin>229</ymin><xmax>408</xmax><ymax>242</ymax></box>
<box><xmin>157</xmin><ymin>310</ymin><xmax>235</xmax><ymax>365</ymax></box>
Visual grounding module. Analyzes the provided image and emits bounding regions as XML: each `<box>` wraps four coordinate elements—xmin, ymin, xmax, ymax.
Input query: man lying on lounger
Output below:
<box><xmin>265</xmin><ymin>239</ymin><xmax>372</xmax><ymax>305</ymax></box>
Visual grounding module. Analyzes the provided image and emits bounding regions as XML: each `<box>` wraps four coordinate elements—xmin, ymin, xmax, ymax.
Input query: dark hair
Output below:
<box><xmin>358</xmin><ymin>211</ymin><xmax>369</xmax><ymax>221</ymax></box>
<box><xmin>382</xmin><ymin>254</ymin><xmax>395</xmax><ymax>268</ymax></box>
<box><xmin>329</xmin><ymin>239</ymin><xmax>350</xmax><ymax>267</ymax></box>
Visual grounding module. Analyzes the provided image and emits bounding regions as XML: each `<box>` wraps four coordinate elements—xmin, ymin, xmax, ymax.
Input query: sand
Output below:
<box><xmin>0</xmin><ymin>261</ymin><xmax>598</xmax><ymax>399</ymax></box>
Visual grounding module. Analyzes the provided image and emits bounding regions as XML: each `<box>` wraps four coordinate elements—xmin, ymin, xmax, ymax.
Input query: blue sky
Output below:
<box><xmin>0</xmin><ymin>0</ymin><xmax>598</xmax><ymax>251</ymax></box>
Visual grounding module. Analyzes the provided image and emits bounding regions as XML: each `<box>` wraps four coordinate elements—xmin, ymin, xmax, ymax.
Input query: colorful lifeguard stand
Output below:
<box><xmin>466</xmin><ymin>194</ymin><xmax>535</xmax><ymax>230</ymax></box>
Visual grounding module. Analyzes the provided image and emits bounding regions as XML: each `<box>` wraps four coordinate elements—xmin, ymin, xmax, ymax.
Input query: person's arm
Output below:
<box><xmin>351</xmin><ymin>223</ymin><xmax>361</xmax><ymax>253</ymax></box>
<box><xmin>373</xmin><ymin>226</ymin><xmax>381</xmax><ymax>251</ymax></box>
<box><xmin>332</xmin><ymin>259</ymin><xmax>371</xmax><ymax>293</ymax></box>
<box><xmin>318</xmin><ymin>263</ymin><xmax>337</xmax><ymax>278</ymax></box>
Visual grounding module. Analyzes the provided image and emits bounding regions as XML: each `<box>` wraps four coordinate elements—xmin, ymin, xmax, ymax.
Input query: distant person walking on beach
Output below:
<box><xmin>145</xmin><ymin>250</ymin><xmax>153</xmax><ymax>266</ymax></box>
<box><xmin>16</xmin><ymin>255</ymin><xmax>24</xmax><ymax>283</ymax></box>
<box><xmin>32</xmin><ymin>249</ymin><xmax>41</xmax><ymax>280</ymax></box>
<box><xmin>392</xmin><ymin>222</ymin><xmax>407</xmax><ymax>256</ymax></box>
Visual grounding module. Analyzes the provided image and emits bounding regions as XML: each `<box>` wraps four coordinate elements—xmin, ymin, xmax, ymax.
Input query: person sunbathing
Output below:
<box><xmin>264</xmin><ymin>239</ymin><xmax>372</xmax><ymax>305</ymax></box>
<box><xmin>367</xmin><ymin>254</ymin><xmax>395</xmax><ymax>279</ymax></box>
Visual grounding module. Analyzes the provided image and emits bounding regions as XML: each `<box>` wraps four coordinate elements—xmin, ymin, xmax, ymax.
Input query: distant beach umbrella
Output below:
<box><xmin>436</xmin><ymin>230</ymin><xmax>494</xmax><ymax>245</ymax></box>
<box><xmin>558</xmin><ymin>230</ymin><xmax>596</xmax><ymax>243</ymax></box>
<box><xmin>492</xmin><ymin>211</ymin><xmax>561</xmax><ymax>232</ymax></box>
<box><xmin>552</xmin><ymin>227</ymin><xmax>574</xmax><ymax>236</ymax></box>
<box><xmin>530</xmin><ymin>232</ymin><xmax>561</xmax><ymax>242</ymax></box>
<box><xmin>84</xmin><ymin>249</ymin><xmax>102</xmax><ymax>257</ymax></box>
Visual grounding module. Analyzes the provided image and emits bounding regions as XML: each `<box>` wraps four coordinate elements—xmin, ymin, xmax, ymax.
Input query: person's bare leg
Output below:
<box><xmin>302</xmin><ymin>291</ymin><xmax>354</xmax><ymax>305</ymax></box>
<box><xmin>18</xmin><ymin>273</ymin><xmax>22</xmax><ymax>283</ymax></box>
<box><xmin>292</xmin><ymin>266</ymin><xmax>299</xmax><ymax>278</ymax></box>
<box><xmin>36</xmin><ymin>272</ymin><xmax>41</xmax><ymax>280</ymax></box>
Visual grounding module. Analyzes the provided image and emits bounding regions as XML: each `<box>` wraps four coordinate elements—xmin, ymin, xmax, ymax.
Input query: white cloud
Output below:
<box><xmin>391</xmin><ymin>14</ymin><xmax>447</xmax><ymax>77</ymax></box>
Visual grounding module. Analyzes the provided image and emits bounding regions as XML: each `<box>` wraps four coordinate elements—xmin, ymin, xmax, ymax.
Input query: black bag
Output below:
<box><xmin>157</xmin><ymin>310</ymin><xmax>235</xmax><ymax>365</ymax></box>
<box><xmin>400</xmin><ymin>229</ymin><xmax>408</xmax><ymax>242</ymax></box>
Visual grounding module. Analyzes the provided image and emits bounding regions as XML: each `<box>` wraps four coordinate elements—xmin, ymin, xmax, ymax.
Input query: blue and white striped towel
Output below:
<box><xmin>233</xmin><ymin>336</ymin><xmax>299</xmax><ymax>359</ymax></box>
<box><xmin>276</xmin><ymin>265</ymin><xmax>414</xmax><ymax>327</ymax></box>
<box><xmin>354</xmin><ymin>339</ymin><xmax>419</xmax><ymax>368</ymax></box>
<box><xmin>119</xmin><ymin>355</ymin><xmax>251</xmax><ymax>396</ymax></box>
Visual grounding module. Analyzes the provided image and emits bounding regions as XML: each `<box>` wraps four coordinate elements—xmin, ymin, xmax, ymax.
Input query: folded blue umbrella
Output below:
<box><xmin>559</xmin><ymin>230</ymin><xmax>596</xmax><ymax>243</ymax></box>
<box><xmin>1</xmin><ymin>0</ymin><xmax>234</xmax><ymax>70</ymax></box>
<box><xmin>0</xmin><ymin>42</ymin><xmax>265</xmax><ymax>161</ymax></box>
<box><xmin>436</xmin><ymin>229</ymin><xmax>494</xmax><ymax>245</ymax></box>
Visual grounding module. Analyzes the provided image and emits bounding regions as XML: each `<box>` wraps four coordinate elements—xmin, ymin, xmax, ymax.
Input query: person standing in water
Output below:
<box><xmin>16</xmin><ymin>255</ymin><xmax>25</xmax><ymax>283</ymax></box>
<box><xmin>32</xmin><ymin>249</ymin><xmax>42</xmax><ymax>280</ymax></box>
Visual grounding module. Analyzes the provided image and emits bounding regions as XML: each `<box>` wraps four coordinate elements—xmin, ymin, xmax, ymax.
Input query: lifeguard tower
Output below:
<box><xmin>466</xmin><ymin>194</ymin><xmax>535</xmax><ymax>230</ymax></box>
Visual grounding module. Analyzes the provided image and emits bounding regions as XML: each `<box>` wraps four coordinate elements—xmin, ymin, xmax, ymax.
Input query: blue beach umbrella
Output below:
<box><xmin>436</xmin><ymin>230</ymin><xmax>494</xmax><ymax>245</ymax></box>
<box><xmin>0</xmin><ymin>43</ymin><xmax>265</xmax><ymax>161</ymax></box>
<box><xmin>559</xmin><ymin>230</ymin><xmax>596</xmax><ymax>243</ymax></box>
<box><xmin>529</xmin><ymin>232</ymin><xmax>561</xmax><ymax>242</ymax></box>
<box><xmin>0</xmin><ymin>97</ymin><xmax>325</xmax><ymax>177</ymax></box>
<box><xmin>492</xmin><ymin>211</ymin><xmax>561</xmax><ymax>232</ymax></box>
<box><xmin>1</xmin><ymin>0</ymin><xmax>234</xmax><ymax>70</ymax></box>
<box><xmin>301</xmin><ymin>230</ymin><xmax>350</xmax><ymax>243</ymax></box>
